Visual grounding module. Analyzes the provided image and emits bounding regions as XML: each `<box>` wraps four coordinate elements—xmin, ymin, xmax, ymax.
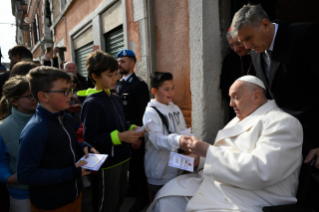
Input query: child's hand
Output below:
<box><xmin>132</xmin><ymin>139</ymin><xmax>142</xmax><ymax>150</ymax></box>
<box><xmin>133</xmin><ymin>126</ymin><xmax>146</xmax><ymax>137</ymax></box>
<box><xmin>83</xmin><ymin>146</ymin><xmax>100</xmax><ymax>157</ymax></box>
<box><xmin>179</xmin><ymin>136</ymin><xmax>191</xmax><ymax>151</ymax></box>
<box><xmin>119</xmin><ymin>130</ymin><xmax>142</xmax><ymax>144</ymax></box>
<box><xmin>75</xmin><ymin>160</ymin><xmax>91</xmax><ymax>177</ymax></box>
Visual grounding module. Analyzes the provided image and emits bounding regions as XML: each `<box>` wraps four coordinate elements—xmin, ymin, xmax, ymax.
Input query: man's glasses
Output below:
<box><xmin>44</xmin><ymin>88</ymin><xmax>74</xmax><ymax>96</ymax></box>
<box><xmin>19</xmin><ymin>93</ymin><xmax>35</xmax><ymax>101</ymax></box>
<box><xmin>228</xmin><ymin>41</ymin><xmax>243</xmax><ymax>48</ymax></box>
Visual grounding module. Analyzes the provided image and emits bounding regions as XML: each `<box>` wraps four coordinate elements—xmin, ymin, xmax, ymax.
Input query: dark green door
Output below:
<box><xmin>104</xmin><ymin>26</ymin><xmax>124</xmax><ymax>58</ymax></box>
<box><xmin>75</xmin><ymin>42</ymin><xmax>93</xmax><ymax>79</ymax></box>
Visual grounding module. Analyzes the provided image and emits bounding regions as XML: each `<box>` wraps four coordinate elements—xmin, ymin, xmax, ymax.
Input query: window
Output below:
<box><xmin>33</xmin><ymin>14</ymin><xmax>40</xmax><ymax>44</ymax></box>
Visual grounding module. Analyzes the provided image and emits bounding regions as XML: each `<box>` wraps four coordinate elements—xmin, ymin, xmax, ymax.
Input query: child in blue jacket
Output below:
<box><xmin>79</xmin><ymin>50</ymin><xmax>144</xmax><ymax>212</ymax></box>
<box><xmin>17</xmin><ymin>67</ymin><xmax>98</xmax><ymax>211</ymax></box>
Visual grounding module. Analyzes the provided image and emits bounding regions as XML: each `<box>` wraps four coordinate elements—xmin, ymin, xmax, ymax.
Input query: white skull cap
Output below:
<box><xmin>236</xmin><ymin>76</ymin><xmax>266</xmax><ymax>90</ymax></box>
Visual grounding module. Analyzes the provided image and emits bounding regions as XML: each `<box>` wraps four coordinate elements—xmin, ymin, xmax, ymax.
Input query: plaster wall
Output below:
<box><xmin>189</xmin><ymin>0</ymin><xmax>224</xmax><ymax>143</ymax></box>
<box><xmin>153</xmin><ymin>0</ymin><xmax>192</xmax><ymax>127</ymax></box>
<box><xmin>54</xmin><ymin>0</ymin><xmax>105</xmax><ymax>61</ymax></box>
<box><xmin>52</xmin><ymin>0</ymin><xmax>60</xmax><ymax>20</ymax></box>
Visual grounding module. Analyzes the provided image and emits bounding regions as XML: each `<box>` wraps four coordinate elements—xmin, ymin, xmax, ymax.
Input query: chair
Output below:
<box><xmin>262</xmin><ymin>157</ymin><xmax>317</xmax><ymax>212</ymax></box>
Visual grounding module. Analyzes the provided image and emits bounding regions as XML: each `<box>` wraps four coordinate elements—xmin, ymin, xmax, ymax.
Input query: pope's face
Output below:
<box><xmin>229</xmin><ymin>81</ymin><xmax>256</xmax><ymax>121</ymax></box>
<box><xmin>237</xmin><ymin>19</ymin><xmax>272</xmax><ymax>53</ymax></box>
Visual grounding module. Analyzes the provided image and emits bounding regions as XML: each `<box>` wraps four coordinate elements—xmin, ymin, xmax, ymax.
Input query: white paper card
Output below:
<box><xmin>136</xmin><ymin>119</ymin><xmax>153</xmax><ymax>132</ymax></box>
<box><xmin>77</xmin><ymin>153</ymin><xmax>108</xmax><ymax>171</ymax></box>
<box><xmin>180</xmin><ymin>128</ymin><xmax>192</xmax><ymax>136</ymax></box>
<box><xmin>168</xmin><ymin>152</ymin><xmax>194</xmax><ymax>172</ymax></box>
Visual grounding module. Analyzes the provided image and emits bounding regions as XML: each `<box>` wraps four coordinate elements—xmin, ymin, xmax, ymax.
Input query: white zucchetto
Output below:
<box><xmin>236</xmin><ymin>76</ymin><xmax>266</xmax><ymax>90</ymax></box>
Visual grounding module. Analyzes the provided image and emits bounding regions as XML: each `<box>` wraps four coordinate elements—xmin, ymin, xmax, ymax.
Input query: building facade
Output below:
<box><xmin>12</xmin><ymin>0</ymin><xmax>319</xmax><ymax>143</ymax></box>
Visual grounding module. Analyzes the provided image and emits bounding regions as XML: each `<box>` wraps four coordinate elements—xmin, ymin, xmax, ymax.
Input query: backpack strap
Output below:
<box><xmin>150</xmin><ymin>106</ymin><xmax>184</xmax><ymax>153</ymax></box>
<box><xmin>151</xmin><ymin>106</ymin><xmax>172</xmax><ymax>134</ymax></box>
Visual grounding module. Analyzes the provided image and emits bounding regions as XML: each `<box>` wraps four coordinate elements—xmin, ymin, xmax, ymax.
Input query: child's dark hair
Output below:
<box><xmin>150</xmin><ymin>72</ymin><xmax>173</xmax><ymax>89</ymax></box>
<box><xmin>10</xmin><ymin>60</ymin><xmax>37</xmax><ymax>78</ymax></box>
<box><xmin>0</xmin><ymin>76</ymin><xmax>30</xmax><ymax>120</ymax></box>
<box><xmin>27</xmin><ymin>66</ymin><xmax>71</xmax><ymax>101</ymax></box>
<box><xmin>85</xmin><ymin>50</ymin><xmax>118</xmax><ymax>85</ymax></box>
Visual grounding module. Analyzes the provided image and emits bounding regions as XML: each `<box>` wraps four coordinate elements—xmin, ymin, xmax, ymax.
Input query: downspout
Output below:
<box><xmin>147</xmin><ymin>0</ymin><xmax>156</xmax><ymax>76</ymax></box>
<box><xmin>121</xmin><ymin>0</ymin><xmax>129</xmax><ymax>49</ymax></box>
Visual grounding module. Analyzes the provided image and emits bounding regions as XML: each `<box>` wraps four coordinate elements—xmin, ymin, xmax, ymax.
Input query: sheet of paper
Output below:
<box><xmin>77</xmin><ymin>153</ymin><xmax>108</xmax><ymax>171</ymax></box>
<box><xmin>180</xmin><ymin>128</ymin><xmax>192</xmax><ymax>136</ymax></box>
<box><xmin>136</xmin><ymin>119</ymin><xmax>153</xmax><ymax>132</ymax></box>
<box><xmin>168</xmin><ymin>152</ymin><xmax>194</xmax><ymax>172</ymax></box>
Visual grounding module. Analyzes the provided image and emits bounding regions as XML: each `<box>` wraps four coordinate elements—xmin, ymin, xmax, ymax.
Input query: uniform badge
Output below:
<box><xmin>123</xmin><ymin>50</ymin><xmax>127</xmax><ymax>56</ymax></box>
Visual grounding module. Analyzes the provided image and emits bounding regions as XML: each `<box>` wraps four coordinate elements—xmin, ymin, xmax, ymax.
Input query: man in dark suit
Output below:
<box><xmin>230</xmin><ymin>4</ymin><xmax>319</xmax><ymax>210</ymax></box>
<box><xmin>116</xmin><ymin>49</ymin><xmax>150</xmax><ymax>212</ymax></box>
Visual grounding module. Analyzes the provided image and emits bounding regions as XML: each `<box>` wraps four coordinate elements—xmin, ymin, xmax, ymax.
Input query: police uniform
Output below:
<box><xmin>116</xmin><ymin>50</ymin><xmax>150</xmax><ymax>211</ymax></box>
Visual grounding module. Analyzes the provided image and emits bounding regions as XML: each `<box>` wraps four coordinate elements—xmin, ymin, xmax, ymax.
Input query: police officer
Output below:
<box><xmin>116</xmin><ymin>49</ymin><xmax>150</xmax><ymax>212</ymax></box>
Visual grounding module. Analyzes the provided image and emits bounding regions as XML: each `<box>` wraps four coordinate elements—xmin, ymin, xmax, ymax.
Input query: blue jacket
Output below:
<box><xmin>79</xmin><ymin>89</ymin><xmax>133</xmax><ymax>169</ymax></box>
<box><xmin>17</xmin><ymin>105</ymin><xmax>91</xmax><ymax>210</ymax></box>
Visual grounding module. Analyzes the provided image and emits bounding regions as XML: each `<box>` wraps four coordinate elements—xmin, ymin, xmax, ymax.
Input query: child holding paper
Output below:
<box><xmin>17</xmin><ymin>67</ymin><xmax>97</xmax><ymax>211</ymax></box>
<box><xmin>143</xmin><ymin>72</ymin><xmax>193</xmax><ymax>200</ymax></box>
<box><xmin>79</xmin><ymin>50</ymin><xmax>144</xmax><ymax>212</ymax></box>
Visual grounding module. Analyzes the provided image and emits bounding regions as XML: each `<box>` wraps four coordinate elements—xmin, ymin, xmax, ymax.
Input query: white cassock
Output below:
<box><xmin>147</xmin><ymin>100</ymin><xmax>303</xmax><ymax>212</ymax></box>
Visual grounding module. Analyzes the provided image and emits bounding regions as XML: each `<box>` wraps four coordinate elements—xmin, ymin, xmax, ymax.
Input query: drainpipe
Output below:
<box><xmin>121</xmin><ymin>0</ymin><xmax>129</xmax><ymax>49</ymax></box>
<box><xmin>147</xmin><ymin>0</ymin><xmax>156</xmax><ymax>75</ymax></box>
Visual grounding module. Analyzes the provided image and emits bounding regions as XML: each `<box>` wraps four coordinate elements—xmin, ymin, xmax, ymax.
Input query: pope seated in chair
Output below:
<box><xmin>147</xmin><ymin>76</ymin><xmax>303</xmax><ymax>212</ymax></box>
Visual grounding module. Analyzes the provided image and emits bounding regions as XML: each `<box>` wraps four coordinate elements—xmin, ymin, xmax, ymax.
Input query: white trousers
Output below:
<box><xmin>10</xmin><ymin>196</ymin><xmax>31</xmax><ymax>212</ymax></box>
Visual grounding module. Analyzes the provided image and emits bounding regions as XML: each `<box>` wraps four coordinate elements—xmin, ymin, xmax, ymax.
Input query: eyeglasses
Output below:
<box><xmin>44</xmin><ymin>88</ymin><xmax>74</xmax><ymax>96</ymax></box>
<box><xmin>228</xmin><ymin>41</ymin><xmax>243</xmax><ymax>48</ymax></box>
<box><xmin>19</xmin><ymin>93</ymin><xmax>35</xmax><ymax>101</ymax></box>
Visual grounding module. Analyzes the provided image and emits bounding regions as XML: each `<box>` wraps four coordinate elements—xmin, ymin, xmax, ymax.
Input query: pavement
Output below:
<box><xmin>81</xmin><ymin>177</ymin><xmax>148</xmax><ymax>212</ymax></box>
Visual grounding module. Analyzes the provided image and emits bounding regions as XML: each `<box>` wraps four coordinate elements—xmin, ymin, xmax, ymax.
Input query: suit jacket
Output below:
<box><xmin>115</xmin><ymin>72</ymin><xmax>150</xmax><ymax>126</ymax></box>
<box><xmin>251</xmin><ymin>21</ymin><xmax>319</xmax><ymax>155</ymax></box>
<box><xmin>147</xmin><ymin>100</ymin><xmax>303</xmax><ymax>212</ymax></box>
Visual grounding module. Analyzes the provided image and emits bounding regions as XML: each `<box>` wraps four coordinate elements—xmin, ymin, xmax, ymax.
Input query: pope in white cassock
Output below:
<box><xmin>147</xmin><ymin>76</ymin><xmax>303</xmax><ymax>212</ymax></box>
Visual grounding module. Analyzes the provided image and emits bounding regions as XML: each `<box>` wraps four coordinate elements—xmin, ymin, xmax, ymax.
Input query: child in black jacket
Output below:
<box><xmin>79</xmin><ymin>51</ymin><xmax>144</xmax><ymax>212</ymax></box>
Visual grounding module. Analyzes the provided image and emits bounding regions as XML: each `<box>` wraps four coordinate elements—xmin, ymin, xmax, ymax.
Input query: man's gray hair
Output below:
<box><xmin>230</xmin><ymin>4</ymin><xmax>271</xmax><ymax>38</ymax></box>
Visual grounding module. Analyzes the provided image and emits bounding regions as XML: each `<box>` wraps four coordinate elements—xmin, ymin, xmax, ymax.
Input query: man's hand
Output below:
<box><xmin>53</xmin><ymin>47</ymin><xmax>60</xmax><ymax>54</ymax></box>
<box><xmin>44</xmin><ymin>51</ymin><xmax>53</xmax><ymax>61</ymax></box>
<box><xmin>75</xmin><ymin>161</ymin><xmax>91</xmax><ymax>177</ymax></box>
<box><xmin>187</xmin><ymin>136</ymin><xmax>210</xmax><ymax>158</ymax></box>
<box><xmin>132</xmin><ymin>139</ymin><xmax>142</xmax><ymax>150</ymax></box>
<box><xmin>304</xmin><ymin>148</ymin><xmax>319</xmax><ymax>169</ymax></box>
<box><xmin>179</xmin><ymin>136</ymin><xmax>191</xmax><ymax>151</ymax></box>
<box><xmin>6</xmin><ymin>174</ymin><xmax>18</xmax><ymax>184</ymax></box>
<box><xmin>186</xmin><ymin>153</ymin><xmax>200</xmax><ymax>167</ymax></box>
<box><xmin>83</xmin><ymin>146</ymin><xmax>100</xmax><ymax>157</ymax></box>
<box><xmin>119</xmin><ymin>130</ymin><xmax>143</xmax><ymax>144</ymax></box>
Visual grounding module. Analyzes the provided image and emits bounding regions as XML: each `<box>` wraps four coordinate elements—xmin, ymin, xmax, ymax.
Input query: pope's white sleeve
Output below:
<box><xmin>203</xmin><ymin>115</ymin><xmax>303</xmax><ymax>190</ymax></box>
<box><xmin>143</xmin><ymin>108</ymin><xmax>181</xmax><ymax>151</ymax></box>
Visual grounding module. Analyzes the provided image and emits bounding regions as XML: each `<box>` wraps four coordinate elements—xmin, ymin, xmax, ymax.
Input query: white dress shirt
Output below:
<box><xmin>122</xmin><ymin>72</ymin><xmax>133</xmax><ymax>81</ymax></box>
